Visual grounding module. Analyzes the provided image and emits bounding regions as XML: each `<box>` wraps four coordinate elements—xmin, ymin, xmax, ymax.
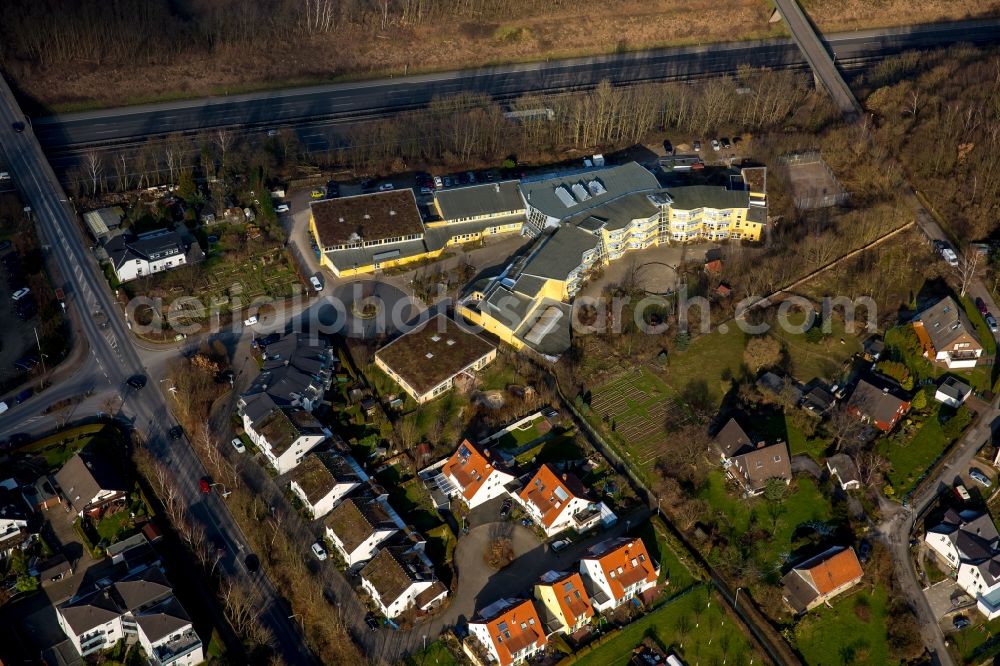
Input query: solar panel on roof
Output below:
<box><xmin>554</xmin><ymin>487</ymin><xmax>569</xmax><ymax>501</ymax></box>
<box><xmin>554</xmin><ymin>186</ymin><xmax>576</xmax><ymax>208</ymax></box>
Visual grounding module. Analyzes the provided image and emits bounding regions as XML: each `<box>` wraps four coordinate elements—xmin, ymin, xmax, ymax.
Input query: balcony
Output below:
<box><xmin>152</xmin><ymin>628</ymin><xmax>203</xmax><ymax>666</ymax></box>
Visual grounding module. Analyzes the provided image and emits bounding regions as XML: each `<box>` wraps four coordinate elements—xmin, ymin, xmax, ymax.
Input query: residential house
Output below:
<box><xmin>56</xmin><ymin>566</ymin><xmax>203</xmax><ymax>665</ymax></box>
<box><xmin>826</xmin><ymin>453</ymin><xmax>861</xmax><ymax>491</ymax></box>
<box><xmin>926</xmin><ymin>509</ymin><xmax>1000</xmax><ymax>619</ymax></box>
<box><xmin>713</xmin><ymin>418</ymin><xmax>792</xmax><ymax>496</ymax></box>
<box><xmin>241</xmin><ymin>398</ymin><xmax>328</xmax><ymax>474</ymax></box>
<box><xmin>323</xmin><ymin>495</ymin><xmax>403</xmax><ymax>567</ymax></box>
<box><xmin>863</xmin><ymin>336</ymin><xmax>885</xmax><ymax>362</ymax></box>
<box><xmin>801</xmin><ymin>384</ymin><xmax>836</xmax><ymax>417</ymax></box>
<box><xmin>23</xmin><ymin>474</ymin><xmax>61</xmax><ymax>511</ymax></box>
<box><xmin>240</xmin><ymin>334</ymin><xmax>335</xmax><ymax>412</ymax></box>
<box><xmin>374</xmin><ymin>314</ymin><xmax>498</xmax><ymax>404</ymax></box>
<box><xmin>442</xmin><ymin>440</ymin><xmax>516</xmax><ymax>509</ymax></box>
<box><xmin>515</xmin><ymin>464</ymin><xmax>615</xmax><ymax>537</ymax></box>
<box><xmin>0</xmin><ymin>491</ymin><xmax>30</xmax><ymax>557</ymax></box>
<box><xmin>913</xmin><ymin>296</ymin><xmax>984</xmax><ymax>369</ymax></box>
<box><xmin>533</xmin><ymin>570</ymin><xmax>594</xmax><ymax>635</ymax></box>
<box><xmin>55</xmin><ymin>451</ymin><xmax>128</xmax><ymax>517</ymax></box>
<box><xmin>287</xmin><ymin>451</ymin><xmax>366</xmax><ymax>519</ymax></box>
<box><xmin>781</xmin><ymin>545</ymin><xmax>864</xmax><ymax>614</ymax></box>
<box><xmin>465</xmin><ymin>598</ymin><xmax>547</xmax><ymax>666</ymax></box>
<box><xmin>846</xmin><ymin>379</ymin><xmax>910</xmax><ymax>432</ymax></box>
<box><xmin>579</xmin><ymin>537</ymin><xmax>659</xmax><ymax>612</ymax></box>
<box><xmin>359</xmin><ymin>545</ymin><xmax>447</xmax><ymax>619</ymax></box>
<box><xmin>936</xmin><ymin>377</ymin><xmax>972</xmax><ymax>408</ymax></box>
<box><xmin>105</xmin><ymin>230</ymin><xmax>190</xmax><ymax>283</ymax></box>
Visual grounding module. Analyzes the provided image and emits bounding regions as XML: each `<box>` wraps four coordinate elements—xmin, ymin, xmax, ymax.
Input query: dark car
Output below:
<box><xmin>12</xmin><ymin>122</ymin><xmax>25</xmax><ymax>133</ymax></box>
<box><xmin>953</xmin><ymin>615</ymin><xmax>971</xmax><ymax>630</ymax></box>
<box><xmin>499</xmin><ymin>498</ymin><xmax>512</xmax><ymax>519</ymax></box>
<box><xmin>7</xmin><ymin>433</ymin><xmax>31</xmax><ymax>448</ymax></box>
<box><xmin>168</xmin><ymin>426</ymin><xmax>184</xmax><ymax>440</ymax></box>
<box><xmin>252</xmin><ymin>332</ymin><xmax>281</xmax><ymax>349</ymax></box>
<box><xmin>127</xmin><ymin>374</ymin><xmax>147</xmax><ymax>390</ymax></box>
<box><xmin>14</xmin><ymin>389</ymin><xmax>32</xmax><ymax>405</ymax></box>
<box><xmin>858</xmin><ymin>539</ymin><xmax>872</xmax><ymax>563</ymax></box>
<box><xmin>977</xmin><ymin>297</ymin><xmax>989</xmax><ymax>315</ymax></box>
<box><xmin>365</xmin><ymin>612</ymin><xmax>380</xmax><ymax>631</ymax></box>
<box><xmin>326</xmin><ymin>180</ymin><xmax>340</xmax><ymax>198</ymax></box>
<box><xmin>244</xmin><ymin>553</ymin><xmax>260</xmax><ymax>573</ymax></box>
<box><xmin>663</xmin><ymin>139</ymin><xmax>673</xmax><ymax>154</ymax></box>
<box><xmin>721</xmin><ymin>137</ymin><xmax>731</xmax><ymax>149</ymax></box>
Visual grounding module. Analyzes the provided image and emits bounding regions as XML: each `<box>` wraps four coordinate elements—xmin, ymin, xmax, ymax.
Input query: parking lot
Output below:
<box><xmin>0</xmin><ymin>244</ymin><xmax>42</xmax><ymax>392</ymax></box>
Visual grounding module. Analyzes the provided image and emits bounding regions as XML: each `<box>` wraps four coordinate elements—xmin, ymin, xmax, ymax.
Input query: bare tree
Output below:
<box><xmin>83</xmin><ymin>150</ymin><xmax>104</xmax><ymax>195</ymax></box>
<box><xmin>214</xmin><ymin>129</ymin><xmax>234</xmax><ymax>177</ymax></box>
<box><xmin>954</xmin><ymin>249</ymin><xmax>982</xmax><ymax>298</ymax></box>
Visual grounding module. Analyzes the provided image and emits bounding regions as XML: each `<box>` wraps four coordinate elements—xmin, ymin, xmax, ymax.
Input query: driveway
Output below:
<box><xmin>923</xmin><ymin>578</ymin><xmax>972</xmax><ymax>622</ymax></box>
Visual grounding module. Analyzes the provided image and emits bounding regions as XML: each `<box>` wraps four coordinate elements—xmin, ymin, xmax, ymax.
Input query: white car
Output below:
<box><xmin>378</xmin><ymin>183</ymin><xmax>394</xmax><ymax>192</ymax></box>
<box><xmin>267</xmin><ymin>129</ymin><xmax>279</xmax><ymax>137</ymax></box>
<box><xmin>433</xmin><ymin>176</ymin><xmax>443</xmax><ymax>189</ymax></box>
<box><xmin>711</xmin><ymin>139</ymin><xmax>721</xmax><ymax>152</ymax></box>
<box><xmin>244</xmin><ymin>315</ymin><xmax>258</xmax><ymax>326</ymax></box>
<box><xmin>12</xmin><ymin>288</ymin><xmax>30</xmax><ymax>301</ymax></box>
<box><xmin>311</xmin><ymin>542</ymin><xmax>328</xmax><ymax>561</ymax></box>
<box><xmin>275</xmin><ymin>204</ymin><xmax>290</xmax><ymax>214</ymax></box>
<box><xmin>309</xmin><ymin>276</ymin><xmax>323</xmax><ymax>292</ymax></box>
<box><xmin>230</xmin><ymin>437</ymin><xmax>246</xmax><ymax>453</ymax></box>
<box><xmin>551</xmin><ymin>538</ymin><xmax>572</xmax><ymax>553</ymax></box>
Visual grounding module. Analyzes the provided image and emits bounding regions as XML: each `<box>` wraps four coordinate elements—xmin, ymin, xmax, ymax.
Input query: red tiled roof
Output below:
<box><xmin>591</xmin><ymin>538</ymin><xmax>657</xmax><ymax>602</ymax></box>
<box><xmin>482</xmin><ymin>599</ymin><xmax>545</xmax><ymax>666</ymax></box>
<box><xmin>444</xmin><ymin>440</ymin><xmax>496</xmax><ymax>501</ymax></box>
<box><xmin>518</xmin><ymin>464</ymin><xmax>590</xmax><ymax>528</ymax></box>
<box><xmin>802</xmin><ymin>547</ymin><xmax>864</xmax><ymax>594</ymax></box>
<box><xmin>538</xmin><ymin>571</ymin><xmax>593</xmax><ymax>627</ymax></box>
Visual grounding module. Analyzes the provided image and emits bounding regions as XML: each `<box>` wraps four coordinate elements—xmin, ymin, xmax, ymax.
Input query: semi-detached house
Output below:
<box><xmin>465</xmin><ymin>597</ymin><xmax>547</xmax><ymax>666</ymax></box>
<box><xmin>533</xmin><ymin>570</ymin><xmax>594</xmax><ymax>635</ymax></box>
<box><xmin>516</xmin><ymin>464</ymin><xmax>615</xmax><ymax>537</ymax></box>
<box><xmin>286</xmin><ymin>451</ymin><xmax>366</xmax><ymax>519</ymax></box>
<box><xmin>441</xmin><ymin>440</ymin><xmax>515</xmax><ymax>509</ymax></box>
<box><xmin>240</xmin><ymin>394</ymin><xmax>328</xmax><ymax>474</ymax></box>
<box><xmin>323</xmin><ymin>494</ymin><xmax>404</xmax><ymax>568</ymax></box>
<box><xmin>579</xmin><ymin>537</ymin><xmax>659</xmax><ymax>612</ymax></box>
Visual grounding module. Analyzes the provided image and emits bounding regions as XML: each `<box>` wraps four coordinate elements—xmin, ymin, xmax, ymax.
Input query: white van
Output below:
<box><xmin>0</xmin><ymin>401</ymin><xmax>8</xmax><ymax>414</ymax></box>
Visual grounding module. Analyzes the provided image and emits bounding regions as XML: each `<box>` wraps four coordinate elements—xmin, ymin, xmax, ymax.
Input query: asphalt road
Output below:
<box><xmin>0</xmin><ymin>76</ymin><xmax>312</xmax><ymax>664</ymax></box>
<box><xmin>30</xmin><ymin>18</ymin><xmax>1000</xmax><ymax>152</ymax></box>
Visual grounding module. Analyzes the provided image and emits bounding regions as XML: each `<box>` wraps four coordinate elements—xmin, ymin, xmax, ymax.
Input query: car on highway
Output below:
<box><xmin>977</xmin><ymin>297</ymin><xmax>989</xmax><ymax>315</ymax></box>
<box><xmin>953</xmin><ymin>615</ymin><xmax>971</xmax><ymax>630</ymax></box>
<box><xmin>11</xmin><ymin>287</ymin><xmax>30</xmax><ymax>301</ymax></box>
<box><xmin>168</xmin><ymin>426</ymin><xmax>184</xmax><ymax>440</ymax></box>
<box><xmin>551</xmin><ymin>538</ymin><xmax>572</xmax><ymax>553</ymax></box>
<box><xmin>989</xmin><ymin>314</ymin><xmax>999</xmax><ymax>334</ymax></box>
<box><xmin>310</xmin><ymin>189</ymin><xmax>325</xmax><ymax>199</ymax></box>
<box><xmin>693</xmin><ymin>140</ymin><xmax>702</xmax><ymax>152</ymax></box>
<box><xmin>378</xmin><ymin>183</ymin><xmax>394</xmax><ymax>192</ymax></box>
<box><xmin>14</xmin><ymin>388</ymin><xmax>32</xmax><ymax>405</ymax></box>
<box><xmin>711</xmin><ymin>138</ymin><xmax>721</xmax><ymax>151</ymax></box>
<box><xmin>309</xmin><ymin>275</ymin><xmax>323</xmax><ymax>292</ymax></box>
<box><xmin>199</xmin><ymin>477</ymin><xmax>212</xmax><ymax>494</ymax></box>
<box><xmin>231</xmin><ymin>437</ymin><xmax>246</xmax><ymax>453</ymax></box>
<box><xmin>970</xmin><ymin>467</ymin><xmax>992</xmax><ymax>488</ymax></box>
<box><xmin>499</xmin><ymin>498</ymin><xmax>512</xmax><ymax>519</ymax></box>
<box><xmin>127</xmin><ymin>375</ymin><xmax>147</xmax><ymax>390</ymax></box>
<box><xmin>433</xmin><ymin>176</ymin><xmax>443</xmax><ymax>189</ymax></box>
<box><xmin>244</xmin><ymin>315</ymin><xmax>258</xmax><ymax>326</ymax></box>
<box><xmin>275</xmin><ymin>204</ymin><xmax>290</xmax><ymax>214</ymax></box>
<box><xmin>311</xmin><ymin>542</ymin><xmax>328</xmax><ymax>560</ymax></box>
<box><xmin>12</xmin><ymin>122</ymin><xmax>25</xmax><ymax>133</ymax></box>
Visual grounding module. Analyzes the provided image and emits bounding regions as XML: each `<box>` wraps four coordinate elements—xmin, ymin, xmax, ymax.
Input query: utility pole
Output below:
<box><xmin>33</xmin><ymin>327</ymin><xmax>46</xmax><ymax>374</ymax></box>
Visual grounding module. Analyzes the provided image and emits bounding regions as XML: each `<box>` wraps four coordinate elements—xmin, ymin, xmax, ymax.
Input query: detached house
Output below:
<box><xmin>105</xmin><ymin>230</ymin><xmax>189</xmax><ymax>283</ymax></box>
<box><xmin>534</xmin><ymin>570</ymin><xmax>594</xmax><ymax>635</ymax></box>
<box><xmin>359</xmin><ymin>545</ymin><xmax>447</xmax><ymax>619</ymax></box>
<box><xmin>781</xmin><ymin>545</ymin><xmax>864</xmax><ymax>614</ymax></box>
<box><xmin>516</xmin><ymin>464</ymin><xmax>615</xmax><ymax>537</ymax></box>
<box><xmin>579</xmin><ymin>537</ymin><xmax>659</xmax><ymax>612</ymax></box>
<box><xmin>240</xmin><ymin>394</ymin><xmax>327</xmax><ymax>474</ymax></box>
<box><xmin>826</xmin><ymin>453</ymin><xmax>861</xmax><ymax>491</ymax></box>
<box><xmin>926</xmin><ymin>509</ymin><xmax>1000</xmax><ymax>619</ymax></box>
<box><xmin>846</xmin><ymin>379</ymin><xmax>910</xmax><ymax>432</ymax></box>
<box><xmin>465</xmin><ymin>598</ymin><xmax>547</xmax><ymax>666</ymax></box>
<box><xmin>323</xmin><ymin>495</ymin><xmax>403</xmax><ymax>567</ymax></box>
<box><xmin>0</xmin><ymin>493</ymin><xmax>30</xmax><ymax>557</ymax></box>
<box><xmin>287</xmin><ymin>452</ymin><xmax>366</xmax><ymax>519</ymax></box>
<box><xmin>55</xmin><ymin>451</ymin><xmax>128</xmax><ymax>517</ymax></box>
<box><xmin>442</xmin><ymin>440</ymin><xmax>515</xmax><ymax>509</ymax></box>
<box><xmin>713</xmin><ymin>418</ymin><xmax>792</xmax><ymax>496</ymax></box>
<box><xmin>913</xmin><ymin>296</ymin><xmax>984</xmax><ymax>369</ymax></box>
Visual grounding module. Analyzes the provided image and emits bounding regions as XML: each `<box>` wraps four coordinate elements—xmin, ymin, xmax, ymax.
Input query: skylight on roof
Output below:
<box><xmin>426</xmin><ymin>353</ymin><xmax>434</xmax><ymax>359</ymax></box>
<box><xmin>588</xmin><ymin>180</ymin><xmax>607</xmax><ymax>196</ymax></box>
<box><xmin>446</xmin><ymin>339</ymin><xmax>455</xmax><ymax>346</ymax></box>
<box><xmin>554</xmin><ymin>486</ymin><xmax>569</xmax><ymax>502</ymax></box>
<box><xmin>571</xmin><ymin>183</ymin><xmax>591</xmax><ymax>202</ymax></box>
<box><xmin>431</xmin><ymin>334</ymin><xmax>441</xmax><ymax>342</ymax></box>
<box><xmin>554</xmin><ymin>185</ymin><xmax>576</xmax><ymax>208</ymax></box>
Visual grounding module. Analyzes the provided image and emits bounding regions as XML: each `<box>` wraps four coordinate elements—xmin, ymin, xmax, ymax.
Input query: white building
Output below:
<box><xmin>515</xmin><ymin>464</ymin><xmax>614</xmax><ymax>537</ymax></box>
<box><xmin>465</xmin><ymin>598</ymin><xmax>547</xmax><ymax>666</ymax></box>
<box><xmin>240</xmin><ymin>395</ymin><xmax>328</xmax><ymax>474</ymax></box>
<box><xmin>579</xmin><ymin>537</ymin><xmax>658</xmax><ymax>612</ymax></box>
<box><xmin>324</xmin><ymin>495</ymin><xmax>404</xmax><ymax>568</ymax></box>
<box><xmin>925</xmin><ymin>509</ymin><xmax>1000</xmax><ymax>619</ymax></box>
<box><xmin>935</xmin><ymin>377</ymin><xmax>972</xmax><ymax>408</ymax></box>
<box><xmin>441</xmin><ymin>440</ymin><xmax>515</xmax><ymax>509</ymax></box>
<box><xmin>287</xmin><ymin>451</ymin><xmax>366</xmax><ymax>519</ymax></box>
<box><xmin>105</xmin><ymin>230</ymin><xmax>189</xmax><ymax>283</ymax></box>
<box><xmin>359</xmin><ymin>546</ymin><xmax>447</xmax><ymax>619</ymax></box>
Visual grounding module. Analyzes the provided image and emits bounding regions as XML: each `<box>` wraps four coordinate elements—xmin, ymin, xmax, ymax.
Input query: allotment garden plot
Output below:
<box><xmin>590</xmin><ymin>368</ymin><xmax>690</xmax><ymax>471</ymax></box>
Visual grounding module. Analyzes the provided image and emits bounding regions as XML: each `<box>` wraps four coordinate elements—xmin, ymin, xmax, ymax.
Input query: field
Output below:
<box><xmin>589</xmin><ymin>368</ymin><xmax>690</xmax><ymax>472</ymax></box>
<box><xmin>793</xmin><ymin>585</ymin><xmax>895</xmax><ymax>666</ymax></box>
<box><xmin>877</xmin><ymin>402</ymin><xmax>956</xmax><ymax>495</ymax></box>
<box><xmin>570</xmin><ymin>585</ymin><xmax>759</xmax><ymax>666</ymax></box>
<box><xmin>759</xmin><ymin>413</ymin><xmax>831</xmax><ymax>461</ymax></box>
<box><xmin>636</xmin><ymin>518</ymin><xmax>697</xmax><ymax>593</ymax></box>
<box><xmin>770</xmin><ymin>314</ymin><xmax>863</xmax><ymax>384</ymax></box>
<box><xmin>663</xmin><ymin>325</ymin><xmax>748</xmax><ymax>407</ymax></box>
<box><xmin>405</xmin><ymin>640</ymin><xmax>459</xmax><ymax>666</ymax></box>
<box><xmin>949</xmin><ymin>615</ymin><xmax>1000</xmax><ymax>664</ymax></box>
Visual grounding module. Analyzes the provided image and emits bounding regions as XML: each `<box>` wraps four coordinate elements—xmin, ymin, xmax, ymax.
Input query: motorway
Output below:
<box><xmin>0</xmin><ymin>76</ymin><xmax>312</xmax><ymax>663</ymax></box>
<box><xmin>30</xmin><ymin>18</ymin><xmax>1000</xmax><ymax>153</ymax></box>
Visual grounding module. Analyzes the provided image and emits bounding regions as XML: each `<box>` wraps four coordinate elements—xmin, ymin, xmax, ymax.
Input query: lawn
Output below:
<box><xmin>635</xmin><ymin>518</ymin><xmax>697</xmax><ymax>593</ymax></box>
<box><xmin>793</xmin><ymin>585</ymin><xmax>895</xmax><ymax>666</ymax></box>
<box><xmin>770</xmin><ymin>314</ymin><xmax>863</xmax><ymax>384</ymax></box>
<box><xmin>405</xmin><ymin>640</ymin><xmax>459</xmax><ymax>666</ymax></box>
<box><xmin>496</xmin><ymin>420</ymin><xmax>546</xmax><ymax>449</ymax></box>
<box><xmin>877</xmin><ymin>403</ymin><xmax>951</xmax><ymax>495</ymax></box>
<box><xmin>17</xmin><ymin>423</ymin><xmax>111</xmax><ymax>468</ymax></box>
<box><xmin>950</xmin><ymin>615</ymin><xmax>1000</xmax><ymax>664</ymax></box>
<box><xmin>572</xmin><ymin>586</ymin><xmax>759</xmax><ymax>666</ymax></box>
<box><xmin>664</xmin><ymin>325</ymin><xmax>747</xmax><ymax>407</ymax></box>
<box><xmin>516</xmin><ymin>430</ymin><xmax>584</xmax><ymax>465</ymax></box>
<box><xmin>379</xmin><ymin>473</ymin><xmax>443</xmax><ymax>533</ymax></box>
<box><xmin>94</xmin><ymin>511</ymin><xmax>133</xmax><ymax>543</ymax></box>
<box><xmin>699</xmin><ymin>472</ymin><xmax>833</xmax><ymax>569</ymax></box>
<box><xmin>758</xmin><ymin>413</ymin><xmax>831</xmax><ymax>462</ymax></box>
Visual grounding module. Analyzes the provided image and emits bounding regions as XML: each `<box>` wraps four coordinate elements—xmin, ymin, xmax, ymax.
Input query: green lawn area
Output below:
<box><xmin>770</xmin><ymin>315</ymin><xmax>863</xmax><ymax>384</ymax></box>
<box><xmin>758</xmin><ymin>413</ymin><xmax>830</xmax><ymax>462</ymax></box>
<box><xmin>635</xmin><ymin>518</ymin><xmax>697</xmax><ymax>593</ymax></box>
<box><xmin>17</xmin><ymin>424</ymin><xmax>113</xmax><ymax>468</ymax></box>
<box><xmin>94</xmin><ymin>511</ymin><xmax>132</xmax><ymax>543</ymax></box>
<box><xmin>950</xmin><ymin>615</ymin><xmax>1000</xmax><ymax>664</ymax></box>
<box><xmin>699</xmin><ymin>472</ymin><xmax>833</xmax><ymax>569</ymax></box>
<box><xmin>572</xmin><ymin>586</ymin><xmax>758</xmax><ymax>666</ymax></box>
<box><xmin>516</xmin><ymin>430</ymin><xmax>584</xmax><ymax>465</ymax></box>
<box><xmin>497</xmin><ymin>421</ymin><xmax>546</xmax><ymax>449</ymax></box>
<box><xmin>405</xmin><ymin>639</ymin><xmax>459</xmax><ymax>666</ymax></box>
<box><xmin>877</xmin><ymin>404</ymin><xmax>951</xmax><ymax>494</ymax></box>
<box><xmin>379</xmin><ymin>474</ymin><xmax>443</xmax><ymax>533</ymax></box>
<box><xmin>793</xmin><ymin>585</ymin><xmax>895</xmax><ymax>666</ymax></box>
<box><xmin>664</xmin><ymin>325</ymin><xmax>747</xmax><ymax>407</ymax></box>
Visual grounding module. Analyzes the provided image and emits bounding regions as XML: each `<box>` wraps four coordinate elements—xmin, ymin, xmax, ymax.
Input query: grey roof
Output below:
<box><xmin>59</xmin><ymin>589</ymin><xmax>123</xmax><ymax>635</ymax></box>
<box><xmin>731</xmin><ymin>442</ymin><xmax>792</xmax><ymax>491</ymax></box>
<box><xmin>325</xmin><ymin>237</ymin><xmax>429</xmax><ymax>273</ymax></box>
<box><xmin>360</xmin><ymin>546</ymin><xmax>434</xmax><ymax>607</ymax></box>
<box><xmin>931</xmin><ymin>510</ymin><xmax>1000</xmax><ymax>562</ymax></box>
<box><xmin>134</xmin><ymin>596</ymin><xmax>192</xmax><ymax>643</ymax></box>
<box><xmin>522</xmin><ymin>225</ymin><xmax>600</xmax><ymax>281</ymax></box>
<box><xmin>434</xmin><ymin>181</ymin><xmax>524</xmax><ymax>221</ymax></box>
<box><xmin>937</xmin><ymin>377</ymin><xmax>972</xmax><ymax>402</ymax></box>
<box><xmin>566</xmin><ymin>191</ymin><xmax>659</xmax><ymax>232</ymax></box>
<box><xmin>746</xmin><ymin>206</ymin><xmax>767</xmax><ymax>224</ymax></box>
<box><xmin>423</xmin><ymin>215</ymin><xmax>525</xmax><ymax>252</ymax></box>
<box><xmin>916</xmin><ymin>296</ymin><xmax>982</xmax><ymax>352</ymax></box>
<box><xmin>847</xmin><ymin>379</ymin><xmax>909</xmax><ymax>425</ymax></box>
<box><xmin>714</xmin><ymin>418</ymin><xmax>754</xmax><ymax>458</ymax></box>
<box><xmin>665</xmin><ymin>185</ymin><xmax>750</xmax><ymax>211</ymax></box>
<box><xmin>826</xmin><ymin>453</ymin><xmax>860</xmax><ymax>486</ymax></box>
<box><xmin>802</xmin><ymin>385</ymin><xmax>835</xmax><ymax>414</ymax></box>
<box><xmin>520</xmin><ymin>162</ymin><xmax>660</xmax><ymax>221</ymax></box>
<box><xmin>55</xmin><ymin>452</ymin><xmax>127</xmax><ymax>512</ymax></box>
<box><xmin>324</xmin><ymin>495</ymin><xmax>397</xmax><ymax>553</ymax></box>
<box><xmin>59</xmin><ymin>567</ymin><xmax>173</xmax><ymax>635</ymax></box>
<box><xmin>244</xmin><ymin>335</ymin><xmax>333</xmax><ymax>407</ymax></box>
<box><xmin>114</xmin><ymin>566</ymin><xmax>172</xmax><ymax>611</ymax></box>
<box><xmin>511</xmin><ymin>275</ymin><xmax>548</xmax><ymax>298</ymax></box>
<box><xmin>513</xmin><ymin>299</ymin><xmax>573</xmax><ymax>358</ymax></box>
<box><xmin>105</xmin><ymin>230</ymin><xmax>184</xmax><ymax>269</ymax></box>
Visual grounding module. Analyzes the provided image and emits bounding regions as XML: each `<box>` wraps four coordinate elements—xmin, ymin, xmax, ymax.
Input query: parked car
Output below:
<box><xmin>433</xmin><ymin>176</ymin><xmax>443</xmax><ymax>189</ymax></box>
<box><xmin>419</xmin><ymin>186</ymin><xmax>433</xmax><ymax>196</ymax></box>
<box><xmin>365</xmin><ymin>612</ymin><xmax>380</xmax><ymax>631</ymax></box>
<box><xmin>310</xmin><ymin>189</ymin><xmax>325</xmax><ymax>199</ymax></box>
<box><xmin>127</xmin><ymin>375</ymin><xmax>147</xmax><ymax>390</ymax></box>
<box><xmin>309</xmin><ymin>275</ymin><xmax>324</xmax><ymax>292</ymax></box>
<box><xmin>551</xmin><ymin>538</ymin><xmax>572</xmax><ymax>553</ymax></box>
<box><xmin>168</xmin><ymin>426</ymin><xmax>184</xmax><ymax>440</ymax></box>
<box><xmin>11</xmin><ymin>287</ymin><xmax>30</xmax><ymax>301</ymax></box>
<box><xmin>977</xmin><ymin>297</ymin><xmax>989</xmax><ymax>315</ymax></box>
<box><xmin>231</xmin><ymin>437</ymin><xmax>246</xmax><ymax>453</ymax></box>
<box><xmin>940</xmin><ymin>247</ymin><xmax>959</xmax><ymax>266</ymax></box>
<box><xmin>499</xmin><ymin>498</ymin><xmax>512</xmax><ymax>519</ymax></box>
<box><xmin>326</xmin><ymin>180</ymin><xmax>340</xmax><ymax>198</ymax></box>
<box><xmin>710</xmin><ymin>138</ymin><xmax>721</xmax><ymax>151</ymax></box>
<box><xmin>988</xmin><ymin>314</ymin><xmax>999</xmax><ymax>334</ymax></box>
<box><xmin>955</xmin><ymin>484</ymin><xmax>971</xmax><ymax>502</ymax></box>
<box><xmin>13</xmin><ymin>389</ymin><xmax>32</xmax><ymax>405</ymax></box>
<box><xmin>443</xmin><ymin>176</ymin><xmax>454</xmax><ymax>188</ymax></box>
<box><xmin>663</xmin><ymin>139</ymin><xmax>673</xmax><ymax>154</ymax></box>
<box><xmin>720</xmin><ymin>137</ymin><xmax>731</xmax><ymax>149</ymax></box>
<box><xmin>244</xmin><ymin>315</ymin><xmax>258</xmax><ymax>326</ymax></box>
<box><xmin>199</xmin><ymin>477</ymin><xmax>212</xmax><ymax>494</ymax></box>
<box><xmin>970</xmin><ymin>467</ymin><xmax>992</xmax><ymax>488</ymax></box>
<box><xmin>954</xmin><ymin>615</ymin><xmax>971</xmax><ymax>630</ymax></box>
<box><xmin>466</xmin><ymin>171</ymin><xmax>477</xmax><ymax>184</ymax></box>
<box><xmin>244</xmin><ymin>554</ymin><xmax>260</xmax><ymax>573</ymax></box>
<box><xmin>275</xmin><ymin>204</ymin><xmax>290</xmax><ymax>214</ymax></box>
<box><xmin>311</xmin><ymin>542</ymin><xmax>328</xmax><ymax>561</ymax></box>
<box><xmin>12</xmin><ymin>121</ymin><xmax>25</xmax><ymax>133</ymax></box>
<box><xmin>857</xmin><ymin>539</ymin><xmax>872</xmax><ymax>563</ymax></box>
<box><xmin>378</xmin><ymin>183</ymin><xmax>394</xmax><ymax>192</ymax></box>
<box><xmin>693</xmin><ymin>140</ymin><xmax>702</xmax><ymax>152</ymax></box>
<box><xmin>520</xmin><ymin>518</ymin><xmax>533</xmax><ymax>527</ymax></box>
<box><xmin>267</xmin><ymin>129</ymin><xmax>279</xmax><ymax>137</ymax></box>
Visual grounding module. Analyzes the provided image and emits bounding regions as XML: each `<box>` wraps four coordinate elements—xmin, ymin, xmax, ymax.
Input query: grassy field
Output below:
<box><xmin>405</xmin><ymin>639</ymin><xmax>459</xmax><ymax>666</ymax></box>
<box><xmin>949</xmin><ymin>615</ymin><xmax>1000</xmax><ymax>664</ymax></box>
<box><xmin>635</xmin><ymin>518</ymin><xmax>697</xmax><ymax>593</ymax></box>
<box><xmin>877</xmin><ymin>403</ymin><xmax>951</xmax><ymax>494</ymax></box>
<box><xmin>665</xmin><ymin>325</ymin><xmax>747</xmax><ymax>406</ymax></box>
<box><xmin>496</xmin><ymin>420</ymin><xmax>546</xmax><ymax>449</ymax></box>
<box><xmin>758</xmin><ymin>413</ymin><xmax>831</xmax><ymax>461</ymax></box>
<box><xmin>571</xmin><ymin>586</ymin><xmax>758</xmax><ymax>666</ymax></box>
<box><xmin>770</xmin><ymin>315</ymin><xmax>863</xmax><ymax>384</ymax></box>
<box><xmin>516</xmin><ymin>430</ymin><xmax>585</xmax><ymax>465</ymax></box>
<box><xmin>794</xmin><ymin>585</ymin><xmax>895</xmax><ymax>665</ymax></box>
